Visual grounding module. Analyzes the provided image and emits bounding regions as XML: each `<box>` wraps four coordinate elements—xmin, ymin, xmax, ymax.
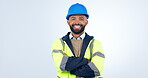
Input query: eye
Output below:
<box><xmin>70</xmin><ymin>17</ymin><xmax>76</xmax><ymax>20</ymax></box>
<box><xmin>79</xmin><ymin>17</ymin><xmax>84</xmax><ymax>20</ymax></box>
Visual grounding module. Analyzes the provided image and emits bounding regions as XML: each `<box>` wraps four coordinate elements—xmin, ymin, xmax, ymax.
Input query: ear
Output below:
<box><xmin>85</xmin><ymin>20</ymin><xmax>88</xmax><ymax>25</ymax></box>
<box><xmin>67</xmin><ymin>20</ymin><xmax>70</xmax><ymax>26</ymax></box>
<box><xmin>67</xmin><ymin>20</ymin><xmax>69</xmax><ymax>24</ymax></box>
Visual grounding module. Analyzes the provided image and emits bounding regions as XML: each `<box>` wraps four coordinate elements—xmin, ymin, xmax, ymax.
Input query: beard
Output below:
<box><xmin>70</xmin><ymin>24</ymin><xmax>86</xmax><ymax>34</ymax></box>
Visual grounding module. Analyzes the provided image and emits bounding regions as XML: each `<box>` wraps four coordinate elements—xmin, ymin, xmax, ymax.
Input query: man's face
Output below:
<box><xmin>67</xmin><ymin>14</ymin><xmax>88</xmax><ymax>34</ymax></box>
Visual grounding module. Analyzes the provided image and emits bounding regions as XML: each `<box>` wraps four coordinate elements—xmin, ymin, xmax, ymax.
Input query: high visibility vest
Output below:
<box><xmin>52</xmin><ymin>32</ymin><xmax>105</xmax><ymax>78</ymax></box>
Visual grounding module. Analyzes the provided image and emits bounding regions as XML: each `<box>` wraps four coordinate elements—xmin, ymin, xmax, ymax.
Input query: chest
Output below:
<box><xmin>64</xmin><ymin>40</ymin><xmax>92</xmax><ymax>60</ymax></box>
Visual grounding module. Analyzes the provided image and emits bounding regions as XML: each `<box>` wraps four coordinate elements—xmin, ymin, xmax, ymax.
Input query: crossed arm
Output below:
<box><xmin>52</xmin><ymin>39</ymin><xmax>105</xmax><ymax>78</ymax></box>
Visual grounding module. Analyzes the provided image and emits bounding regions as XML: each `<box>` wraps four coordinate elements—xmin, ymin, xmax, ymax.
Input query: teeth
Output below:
<box><xmin>74</xmin><ymin>25</ymin><xmax>81</xmax><ymax>28</ymax></box>
<box><xmin>75</xmin><ymin>26</ymin><xmax>80</xmax><ymax>28</ymax></box>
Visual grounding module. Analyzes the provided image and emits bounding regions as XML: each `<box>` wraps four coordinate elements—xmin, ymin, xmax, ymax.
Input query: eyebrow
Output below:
<box><xmin>71</xmin><ymin>17</ymin><xmax>76</xmax><ymax>19</ymax></box>
<box><xmin>79</xmin><ymin>17</ymin><xmax>84</xmax><ymax>19</ymax></box>
<box><xmin>70</xmin><ymin>16</ymin><xmax>86</xmax><ymax>20</ymax></box>
<box><xmin>69</xmin><ymin>17</ymin><xmax>76</xmax><ymax>20</ymax></box>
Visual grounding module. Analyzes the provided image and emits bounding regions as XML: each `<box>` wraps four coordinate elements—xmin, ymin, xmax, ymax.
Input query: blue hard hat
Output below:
<box><xmin>66</xmin><ymin>3</ymin><xmax>89</xmax><ymax>20</ymax></box>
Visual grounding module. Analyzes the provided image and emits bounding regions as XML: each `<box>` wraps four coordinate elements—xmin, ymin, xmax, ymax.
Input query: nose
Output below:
<box><xmin>73</xmin><ymin>18</ymin><xmax>81</xmax><ymax>24</ymax></box>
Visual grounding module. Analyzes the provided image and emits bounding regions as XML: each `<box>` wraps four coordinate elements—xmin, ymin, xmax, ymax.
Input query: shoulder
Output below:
<box><xmin>93</xmin><ymin>39</ymin><xmax>102</xmax><ymax>44</ymax></box>
<box><xmin>52</xmin><ymin>38</ymin><xmax>63</xmax><ymax>49</ymax></box>
<box><xmin>92</xmin><ymin>38</ymin><xmax>104</xmax><ymax>52</ymax></box>
<box><xmin>92</xmin><ymin>38</ymin><xmax>103</xmax><ymax>46</ymax></box>
<box><xmin>52</xmin><ymin>38</ymin><xmax>61</xmax><ymax>44</ymax></box>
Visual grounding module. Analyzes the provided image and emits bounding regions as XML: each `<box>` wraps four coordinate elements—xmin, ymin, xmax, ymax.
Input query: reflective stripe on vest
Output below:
<box><xmin>60</xmin><ymin>38</ymin><xmax>94</xmax><ymax>58</ymax></box>
<box><xmin>59</xmin><ymin>38</ymin><xmax>105</xmax><ymax>59</ymax></box>
<box><xmin>60</xmin><ymin>38</ymin><xmax>65</xmax><ymax>51</ymax></box>
<box><xmin>92</xmin><ymin>52</ymin><xmax>105</xmax><ymax>58</ymax></box>
<box><xmin>89</xmin><ymin>39</ymin><xmax>94</xmax><ymax>60</ymax></box>
<box><xmin>89</xmin><ymin>39</ymin><xmax>105</xmax><ymax>58</ymax></box>
<box><xmin>60</xmin><ymin>55</ymin><xmax>69</xmax><ymax>71</ymax></box>
<box><xmin>88</xmin><ymin>62</ymin><xmax>100</xmax><ymax>76</ymax></box>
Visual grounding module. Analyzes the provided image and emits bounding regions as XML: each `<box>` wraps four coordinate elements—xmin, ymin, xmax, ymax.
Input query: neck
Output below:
<box><xmin>72</xmin><ymin>32</ymin><xmax>84</xmax><ymax>38</ymax></box>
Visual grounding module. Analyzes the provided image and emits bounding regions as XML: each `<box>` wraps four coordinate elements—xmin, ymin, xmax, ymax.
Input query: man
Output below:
<box><xmin>52</xmin><ymin>3</ymin><xmax>105</xmax><ymax>78</ymax></box>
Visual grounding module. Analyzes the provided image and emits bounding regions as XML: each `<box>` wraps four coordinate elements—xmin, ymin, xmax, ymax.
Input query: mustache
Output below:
<box><xmin>72</xmin><ymin>24</ymin><xmax>83</xmax><ymax>27</ymax></box>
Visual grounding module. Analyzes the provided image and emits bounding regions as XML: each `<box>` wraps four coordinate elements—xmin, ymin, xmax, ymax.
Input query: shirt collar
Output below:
<box><xmin>69</xmin><ymin>32</ymin><xmax>85</xmax><ymax>40</ymax></box>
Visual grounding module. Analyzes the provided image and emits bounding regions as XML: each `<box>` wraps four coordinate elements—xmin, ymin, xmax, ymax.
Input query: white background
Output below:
<box><xmin>0</xmin><ymin>0</ymin><xmax>148</xmax><ymax>78</ymax></box>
